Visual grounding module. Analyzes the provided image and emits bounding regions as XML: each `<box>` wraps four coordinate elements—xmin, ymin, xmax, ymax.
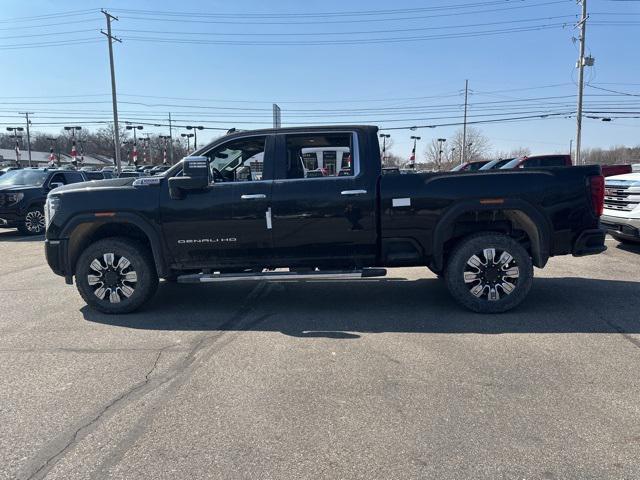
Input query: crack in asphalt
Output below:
<box><xmin>19</xmin><ymin>281</ymin><xmax>271</xmax><ymax>480</ymax></box>
<box><xmin>21</xmin><ymin>344</ymin><xmax>171</xmax><ymax>480</ymax></box>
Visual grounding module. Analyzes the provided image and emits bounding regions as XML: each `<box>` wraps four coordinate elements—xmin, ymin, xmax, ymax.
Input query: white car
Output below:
<box><xmin>601</xmin><ymin>170</ymin><xmax>640</xmax><ymax>244</ymax></box>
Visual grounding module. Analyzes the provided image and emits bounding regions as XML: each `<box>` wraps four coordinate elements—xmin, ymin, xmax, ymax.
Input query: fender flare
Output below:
<box><xmin>61</xmin><ymin>212</ymin><xmax>169</xmax><ymax>277</ymax></box>
<box><xmin>431</xmin><ymin>199</ymin><xmax>552</xmax><ymax>271</ymax></box>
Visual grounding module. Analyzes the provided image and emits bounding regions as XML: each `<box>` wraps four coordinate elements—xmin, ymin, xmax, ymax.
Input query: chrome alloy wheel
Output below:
<box><xmin>463</xmin><ymin>248</ymin><xmax>520</xmax><ymax>302</ymax></box>
<box><xmin>87</xmin><ymin>253</ymin><xmax>138</xmax><ymax>303</ymax></box>
<box><xmin>25</xmin><ymin>210</ymin><xmax>45</xmax><ymax>233</ymax></box>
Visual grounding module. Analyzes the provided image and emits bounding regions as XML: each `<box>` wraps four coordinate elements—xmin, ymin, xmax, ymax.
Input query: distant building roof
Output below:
<box><xmin>0</xmin><ymin>149</ymin><xmax>114</xmax><ymax>167</ymax></box>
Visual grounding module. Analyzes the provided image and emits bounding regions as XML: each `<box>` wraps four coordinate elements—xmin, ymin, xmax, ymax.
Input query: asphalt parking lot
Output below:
<box><xmin>1</xmin><ymin>230</ymin><xmax>639</xmax><ymax>480</ymax></box>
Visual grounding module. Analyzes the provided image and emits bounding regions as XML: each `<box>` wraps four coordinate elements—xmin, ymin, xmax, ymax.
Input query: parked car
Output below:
<box><xmin>149</xmin><ymin>165</ymin><xmax>171</xmax><ymax>175</ymax></box>
<box><xmin>44</xmin><ymin>125</ymin><xmax>606</xmax><ymax>314</ymax></box>
<box><xmin>82</xmin><ymin>171</ymin><xmax>108</xmax><ymax>181</ymax></box>
<box><xmin>0</xmin><ymin>168</ymin><xmax>86</xmax><ymax>235</ymax></box>
<box><xmin>600</xmin><ymin>164</ymin><xmax>632</xmax><ymax>178</ymax></box>
<box><xmin>500</xmin><ymin>155</ymin><xmax>572</xmax><ymax>169</ymax></box>
<box><xmin>479</xmin><ymin>158</ymin><xmax>515</xmax><ymax>170</ymax></box>
<box><xmin>0</xmin><ymin>166</ymin><xmax>21</xmax><ymax>177</ymax></box>
<box><xmin>117</xmin><ymin>171</ymin><xmax>141</xmax><ymax>178</ymax></box>
<box><xmin>450</xmin><ymin>160</ymin><xmax>492</xmax><ymax>171</ymax></box>
<box><xmin>600</xmin><ymin>171</ymin><xmax>640</xmax><ymax>244</ymax></box>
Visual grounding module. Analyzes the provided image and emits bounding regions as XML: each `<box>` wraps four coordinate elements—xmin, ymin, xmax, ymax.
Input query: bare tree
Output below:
<box><xmin>449</xmin><ymin>126</ymin><xmax>491</xmax><ymax>163</ymax></box>
<box><xmin>424</xmin><ymin>138</ymin><xmax>451</xmax><ymax>171</ymax></box>
<box><xmin>493</xmin><ymin>146</ymin><xmax>531</xmax><ymax>160</ymax></box>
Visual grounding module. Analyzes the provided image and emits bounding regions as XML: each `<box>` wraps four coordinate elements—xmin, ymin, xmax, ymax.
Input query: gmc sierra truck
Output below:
<box><xmin>44</xmin><ymin>126</ymin><xmax>606</xmax><ymax>314</ymax></box>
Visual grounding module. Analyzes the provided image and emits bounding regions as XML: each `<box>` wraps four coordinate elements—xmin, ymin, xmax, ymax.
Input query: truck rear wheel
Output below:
<box><xmin>75</xmin><ymin>237</ymin><xmax>158</xmax><ymax>314</ymax></box>
<box><xmin>444</xmin><ymin>233</ymin><xmax>533</xmax><ymax>313</ymax></box>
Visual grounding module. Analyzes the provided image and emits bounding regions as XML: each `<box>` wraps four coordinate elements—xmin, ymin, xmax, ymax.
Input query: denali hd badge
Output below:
<box><xmin>178</xmin><ymin>238</ymin><xmax>237</xmax><ymax>244</ymax></box>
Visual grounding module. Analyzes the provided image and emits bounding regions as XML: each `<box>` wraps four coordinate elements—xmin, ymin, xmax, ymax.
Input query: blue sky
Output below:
<box><xmin>1</xmin><ymin>0</ymin><xmax>638</xmax><ymax>158</ymax></box>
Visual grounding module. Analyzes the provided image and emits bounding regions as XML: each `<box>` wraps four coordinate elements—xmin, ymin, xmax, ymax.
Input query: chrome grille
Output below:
<box><xmin>604</xmin><ymin>183</ymin><xmax>639</xmax><ymax>212</ymax></box>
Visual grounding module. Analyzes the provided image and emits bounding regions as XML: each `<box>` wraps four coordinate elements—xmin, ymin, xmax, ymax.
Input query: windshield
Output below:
<box><xmin>480</xmin><ymin>158</ymin><xmax>514</xmax><ymax>170</ymax></box>
<box><xmin>467</xmin><ymin>161</ymin><xmax>490</xmax><ymax>171</ymax></box>
<box><xmin>0</xmin><ymin>169</ymin><xmax>48</xmax><ymax>187</ymax></box>
<box><xmin>500</xmin><ymin>158</ymin><xmax>524</xmax><ymax>169</ymax></box>
<box><xmin>450</xmin><ymin>163</ymin><xmax>466</xmax><ymax>171</ymax></box>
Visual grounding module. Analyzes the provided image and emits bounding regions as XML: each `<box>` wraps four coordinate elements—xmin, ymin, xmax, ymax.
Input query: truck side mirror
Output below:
<box><xmin>168</xmin><ymin>156</ymin><xmax>209</xmax><ymax>200</ymax></box>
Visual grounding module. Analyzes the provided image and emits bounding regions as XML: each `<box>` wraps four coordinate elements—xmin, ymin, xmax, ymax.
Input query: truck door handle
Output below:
<box><xmin>241</xmin><ymin>194</ymin><xmax>266</xmax><ymax>200</ymax></box>
<box><xmin>341</xmin><ymin>190</ymin><xmax>367</xmax><ymax>196</ymax></box>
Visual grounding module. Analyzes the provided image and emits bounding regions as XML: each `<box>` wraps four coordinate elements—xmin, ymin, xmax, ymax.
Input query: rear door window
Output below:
<box><xmin>49</xmin><ymin>172</ymin><xmax>67</xmax><ymax>186</ymax></box>
<box><xmin>64</xmin><ymin>171</ymin><xmax>85</xmax><ymax>184</ymax></box>
<box><xmin>279</xmin><ymin>132</ymin><xmax>356</xmax><ymax>179</ymax></box>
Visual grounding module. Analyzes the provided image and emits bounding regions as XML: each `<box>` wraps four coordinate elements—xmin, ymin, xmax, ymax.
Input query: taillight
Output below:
<box><xmin>589</xmin><ymin>175</ymin><xmax>604</xmax><ymax>217</ymax></box>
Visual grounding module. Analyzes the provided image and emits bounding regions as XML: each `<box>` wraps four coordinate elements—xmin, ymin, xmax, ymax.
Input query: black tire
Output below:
<box><xmin>17</xmin><ymin>206</ymin><xmax>46</xmax><ymax>236</ymax></box>
<box><xmin>75</xmin><ymin>237</ymin><xmax>158</xmax><ymax>314</ymax></box>
<box><xmin>444</xmin><ymin>233</ymin><xmax>533</xmax><ymax>313</ymax></box>
<box><xmin>609</xmin><ymin>233</ymin><xmax>640</xmax><ymax>245</ymax></box>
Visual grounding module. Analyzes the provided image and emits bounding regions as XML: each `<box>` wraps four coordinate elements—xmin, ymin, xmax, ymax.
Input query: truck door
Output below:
<box><xmin>160</xmin><ymin>134</ymin><xmax>274</xmax><ymax>268</ymax></box>
<box><xmin>270</xmin><ymin>131</ymin><xmax>377</xmax><ymax>267</ymax></box>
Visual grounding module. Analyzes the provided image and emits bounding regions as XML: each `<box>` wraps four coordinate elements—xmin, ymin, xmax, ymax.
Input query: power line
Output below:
<box><xmin>120</xmin><ymin>23</ymin><xmax>568</xmax><ymax>46</ymax></box>
<box><xmin>0</xmin><ymin>9</ymin><xmax>96</xmax><ymax>23</ymax></box>
<box><xmin>113</xmin><ymin>16</ymin><xmax>576</xmax><ymax>37</ymax></box>
<box><xmin>0</xmin><ymin>39</ymin><xmax>102</xmax><ymax>50</ymax></box>
<box><xmin>116</xmin><ymin>1</ymin><xmax>569</xmax><ymax>26</ymax></box>
<box><xmin>0</xmin><ymin>18</ymin><xmax>100</xmax><ymax>31</ymax></box>
<box><xmin>111</xmin><ymin>1</ymin><xmax>518</xmax><ymax>18</ymax></box>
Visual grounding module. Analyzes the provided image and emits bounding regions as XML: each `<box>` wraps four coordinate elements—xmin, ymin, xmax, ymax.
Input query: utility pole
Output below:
<box><xmin>19</xmin><ymin>112</ymin><xmax>33</xmax><ymax>167</ymax></box>
<box><xmin>575</xmin><ymin>0</ymin><xmax>588</xmax><ymax>166</ymax></box>
<box><xmin>168</xmin><ymin>112</ymin><xmax>174</xmax><ymax>164</ymax></box>
<box><xmin>461</xmin><ymin>79</ymin><xmax>469</xmax><ymax>164</ymax></box>
<box><xmin>101</xmin><ymin>9</ymin><xmax>123</xmax><ymax>175</ymax></box>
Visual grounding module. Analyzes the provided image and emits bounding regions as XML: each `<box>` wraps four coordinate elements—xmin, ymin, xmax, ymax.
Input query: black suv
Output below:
<box><xmin>0</xmin><ymin>168</ymin><xmax>87</xmax><ymax>235</ymax></box>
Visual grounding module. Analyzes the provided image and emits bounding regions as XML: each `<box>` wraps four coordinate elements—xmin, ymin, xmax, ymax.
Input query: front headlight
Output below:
<box><xmin>44</xmin><ymin>195</ymin><xmax>60</xmax><ymax>227</ymax></box>
<box><xmin>5</xmin><ymin>192</ymin><xmax>24</xmax><ymax>205</ymax></box>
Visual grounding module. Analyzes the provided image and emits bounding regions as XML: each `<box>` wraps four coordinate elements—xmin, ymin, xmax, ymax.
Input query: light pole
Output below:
<box><xmin>379</xmin><ymin>133</ymin><xmax>391</xmax><ymax>165</ymax></box>
<box><xmin>6</xmin><ymin>127</ymin><xmax>24</xmax><ymax>166</ymax></box>
<box><xmin>437</xmin><ymin>138</ymin><xmax>447</xmax><ymax>170</ymax></box>
<box><xmin>159</xmin><ymin>135</ymin><xmax>171</xmax><ymax>165</ymax></box>
<box><xmin>121</xmin><ymin>140</ymin><xmax>132</xmax><ymax>165</ymax></box>
<box><xmin>125</xmin><ymin>125</ymin><xmax>143</xmax><ymax>165</ymax></box>
<box><xmin>46</xmin><ymin>137</ymin><xmax>61</xmax><ymax>167</ymax></box>
<box><xmin>410</xmin><ymin>135</ymin><xmax>421</xmax><ymax>169</ymax></box>
<box><xmin>181</xmin><ymin>133</ymin><xmax>194</xmax><ymax>153</ymax></box>
<box><xmin>142</xmin><ymin>133</ymin><xmax>153</xmax><ymax>164</ymax></box>
<box><xmin>64</xmin><ymin>126</ymin><xmax>82</xmax><ymax>166</ymax></box>
<box><xmin>186</xmin><ymin>125</ymin><xmax>204</xmax><ymax>152</ymax></box>
<box><xmin>18</xmin><ymin>112</ymin><xmax>33</xmax><ymax>166</ymax></box>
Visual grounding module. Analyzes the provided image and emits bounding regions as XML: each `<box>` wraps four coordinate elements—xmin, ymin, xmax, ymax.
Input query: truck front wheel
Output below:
<box><xmin>75</xmin><ymin>237</ymin><xmax>158</xmax><ymax>314</ymax></box>
<box><xmin>444</xmin><ymin>233</ymin><xmax>533</xmax><ymax>313</ymax></box>
<box><xmin>17</xmin><ymin>207</ymin><xmax>46</xmax><ymax>235</ymax></box>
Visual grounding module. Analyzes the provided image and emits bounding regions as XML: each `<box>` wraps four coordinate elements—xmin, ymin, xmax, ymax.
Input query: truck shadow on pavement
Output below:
<box><xmin>82</xmin><ymin>276</ymin><xmax>640</xmax><ymax>336</ymax></box>
<box><xmin>614</xmin><ymin>242</ymin><xmax>640</xmax><ymax>255</ymax></box>
<box><xmin>0</xmin><ymin>230</ymin><xmax>44</xmax><ymax>242</ymax></box>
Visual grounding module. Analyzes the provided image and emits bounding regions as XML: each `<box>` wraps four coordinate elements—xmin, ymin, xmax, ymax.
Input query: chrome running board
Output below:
<box><xmin>177</xmin><ymin>268</ymin><xmax>387</xmax><ymax>284</ymax></box>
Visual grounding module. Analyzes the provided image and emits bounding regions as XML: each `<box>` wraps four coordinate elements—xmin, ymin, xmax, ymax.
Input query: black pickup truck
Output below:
<box><xmin>44</xmin><ymin>125</ymin><xmax>606</xmax><ymax>314</ymax></box>
<box><xmin>0</xmin><ymin>168</ymin><xmax>87</xmax><ymax>235</ymax></box>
